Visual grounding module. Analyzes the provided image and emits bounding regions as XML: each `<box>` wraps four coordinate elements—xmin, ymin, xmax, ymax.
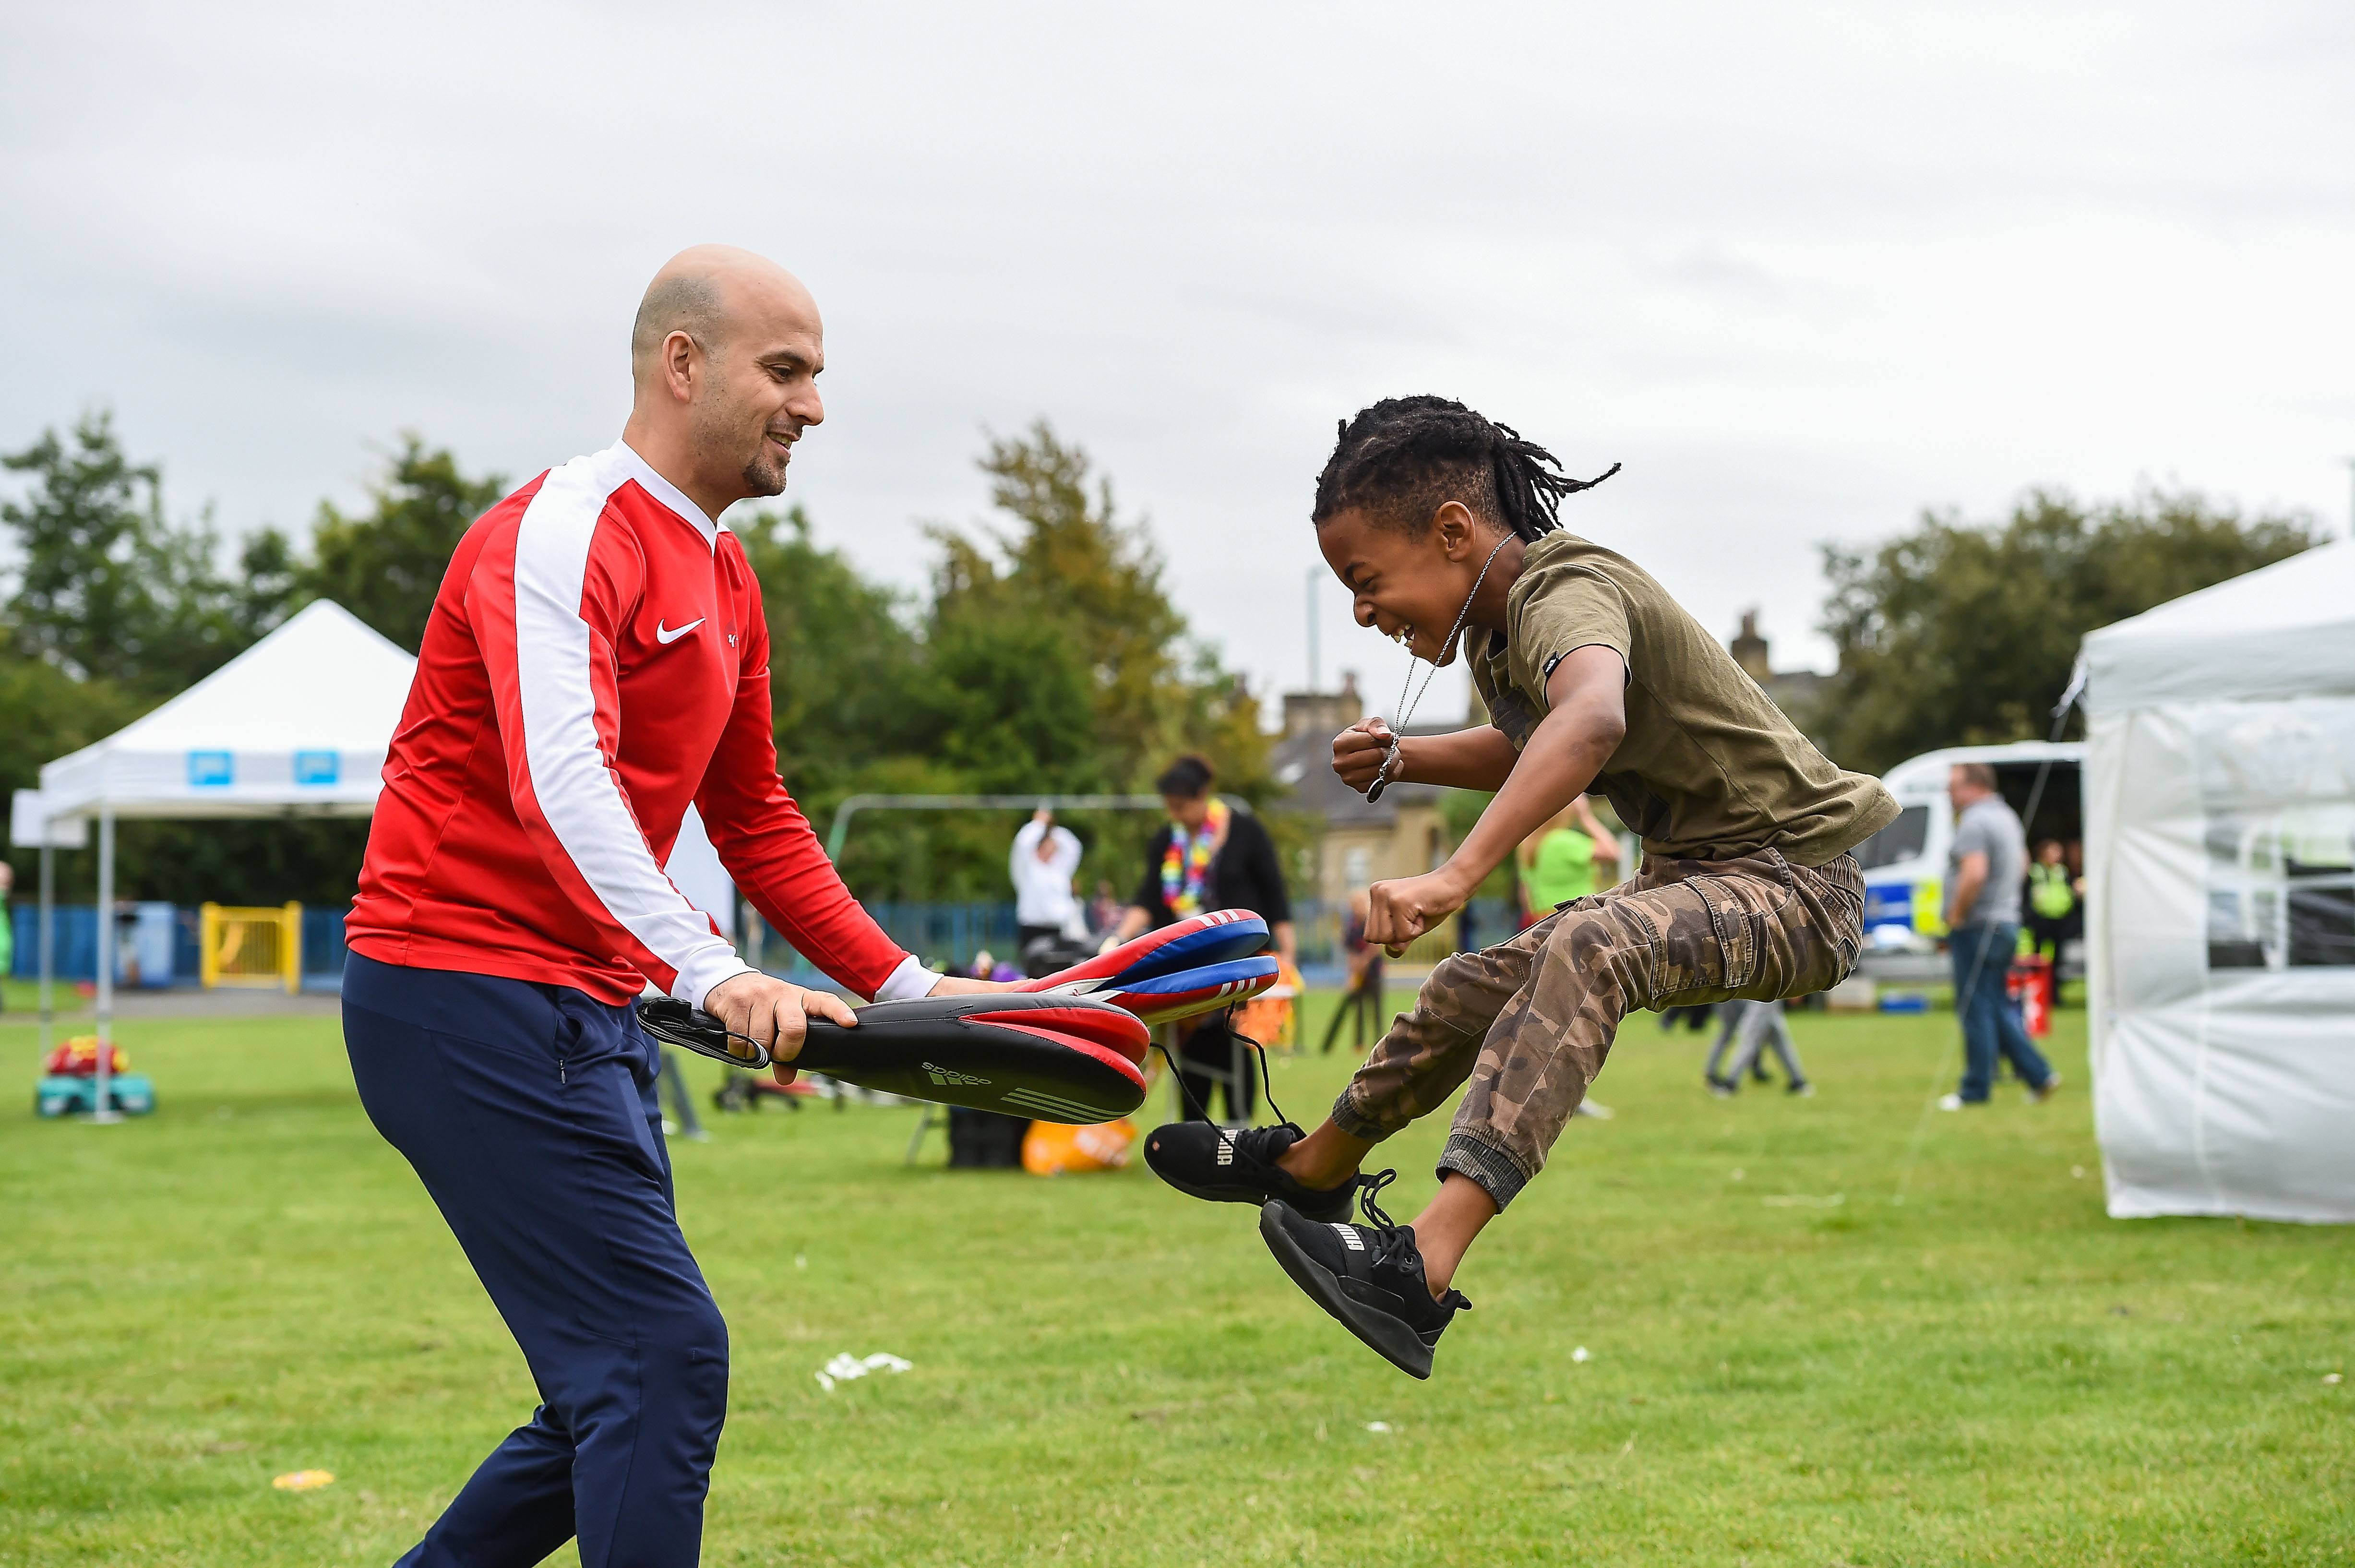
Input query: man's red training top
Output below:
<box><xmin>347</xmin><ymin>441</ymin><xmax>934</xmax><ymax>1008</ymax></box>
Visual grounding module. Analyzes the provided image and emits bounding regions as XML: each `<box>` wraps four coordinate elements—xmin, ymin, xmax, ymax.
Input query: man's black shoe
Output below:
<box><xmin>1257</xmin><ymin>1172</ymin><xmax>1470</xmax><ymax>1380</ymax></box>
<box><xmin>1142</xmin><ymin>1121</ymin><xmax>1357</xmax><ymax>1223</ymax></box>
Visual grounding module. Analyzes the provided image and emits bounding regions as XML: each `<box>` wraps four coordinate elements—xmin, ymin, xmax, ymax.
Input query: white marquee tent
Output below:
<box><xmin>2080</xmin><ymin>538</ymin><xmax>2355</xmax><ymax>1222</ymax></box>
<box><xmin>31</xmin><ymin>599</ymin><xmax>421</xmax><ymax>824</ymax></box>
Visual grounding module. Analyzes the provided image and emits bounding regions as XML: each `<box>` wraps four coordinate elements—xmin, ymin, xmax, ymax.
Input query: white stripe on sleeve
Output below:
<box><xmin>513</xmin><ymin>453</ymin><xmax>751</xmax><ymax>1006</ymax></box>
<box><xmin>874</xmin><ymin>955</ymin><xmax>942</xmax><ymax>1003</ymax></box>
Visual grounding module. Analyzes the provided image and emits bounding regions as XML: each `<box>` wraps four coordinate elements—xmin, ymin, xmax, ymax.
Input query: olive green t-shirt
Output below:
<box><xmin>1470</xmin><ymin>532</ymin><xmax>1897</xmax><ymax>866</ymax></box>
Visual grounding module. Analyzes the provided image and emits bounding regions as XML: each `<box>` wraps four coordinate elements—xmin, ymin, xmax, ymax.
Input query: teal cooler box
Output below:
<box><xmin>37</xmin><ymin>1073</ymin><xmax>156</xmax><ymax>1116</ymax></box>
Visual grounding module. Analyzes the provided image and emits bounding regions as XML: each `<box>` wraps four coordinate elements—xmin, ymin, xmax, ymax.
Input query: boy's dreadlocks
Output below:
<box><xmin>1311</xmin><ymin>395</ymin><xmax>1618</xmax><ymax>541</ymax></box>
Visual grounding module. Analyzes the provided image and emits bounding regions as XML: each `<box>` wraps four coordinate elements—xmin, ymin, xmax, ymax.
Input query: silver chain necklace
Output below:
<box><xmin>1365</xmin><ymin>534</ymin><xmax>1510</xmax><ymax>803</ymax></box>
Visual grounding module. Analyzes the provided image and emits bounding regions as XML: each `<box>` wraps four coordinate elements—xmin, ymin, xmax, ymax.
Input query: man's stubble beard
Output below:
<box><xmin>690</xmin><ymin>389</ymin><xmax>789</xmax><ymax>503</ymax></box>
<box><xmin>739</xmin><ymin>450</ymin><xmax>788</xmax><ymax>498</ymax></box>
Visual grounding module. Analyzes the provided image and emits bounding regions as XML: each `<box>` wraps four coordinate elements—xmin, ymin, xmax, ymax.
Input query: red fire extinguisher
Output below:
<box><xmin>2006</xmin><ymin>953</ymin><xmax>2054</xmax><ymax>1038</ymax></box>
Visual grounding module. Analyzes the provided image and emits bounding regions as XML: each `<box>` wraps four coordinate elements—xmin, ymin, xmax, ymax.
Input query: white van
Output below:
<box><xmin>1851</xmin><ymin>741</ymin><xmax>2085</xmax><ymax>950</ymax></box>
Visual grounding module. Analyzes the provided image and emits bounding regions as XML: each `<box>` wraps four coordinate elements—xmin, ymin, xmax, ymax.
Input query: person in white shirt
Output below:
<box><xmin>1010</xmin><ymin>808</ymin><xmax>1086</xmax><ymax>952</ymax></box>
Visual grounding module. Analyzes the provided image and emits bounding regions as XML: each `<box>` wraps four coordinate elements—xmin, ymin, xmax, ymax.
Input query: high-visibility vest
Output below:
<box><xmin>2028</xmin><ymin>862</ymin><xmax>2075</xmax><ymax>919</ymax></box>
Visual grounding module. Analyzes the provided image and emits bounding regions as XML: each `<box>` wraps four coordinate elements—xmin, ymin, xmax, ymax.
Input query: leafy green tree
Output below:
<box><xmin>893</xmin><ymin>423</ymin><xmax>1278</xmax><ymax>905</ymax></box>
<box><xmin>0</xmin><ymin>412</ymin><xmax>253</xmax><ymax>693</ymax></box>
<box><xmin>935</xmin><ymin>423</ymin><xmax>1186</xmax><ymax>785</ymax></box>
<box><xmin>0</xmin><ymin>622</ymin><xmax>142</xmax><ymax>808</ymax></box>
<box><xmin>924</xmin><ymin>610</ymin><xmax>1105</xmax><ymax>794</ymax></box>
<box><xmin>1817</xmin><ymin>488</ymin><xmax>2321</xmax><ymax>773</ymax></box>
<box><xmin>730</xmin><ymin>504</ymin><xmax>928</xmax><ymax>797</ymax></box>
<box><xmin>290</xmin><ymin>436</ymin><xmax>507</xmax><ymax>651</ymax></box>
<box><xmin>933</xmin><ymin>421</ymin><xmax>1271</xmax><ymax>798</ymax></box>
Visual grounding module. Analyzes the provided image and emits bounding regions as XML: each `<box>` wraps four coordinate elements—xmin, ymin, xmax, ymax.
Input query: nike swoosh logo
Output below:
<box><xmin>655</xmin><ymin>619</ymin><xmax>705</xmax><ymax>645</ymax></box>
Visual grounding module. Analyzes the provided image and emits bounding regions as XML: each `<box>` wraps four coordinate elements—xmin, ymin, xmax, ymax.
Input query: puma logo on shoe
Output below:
<box><xmin>1332</xmin><ymin>1224</ymin><xmax>1365</xmax><ymax>1251</ymax></box>
<box><xmin>1215</xmin><ymin>1141</ymin><xmax>1235</xmax><ymax>1166</ymax></box>
<box><xmin>655</xmin><ymin>618</ymin><xmax>705</xmax><ymax>644</ymax></box>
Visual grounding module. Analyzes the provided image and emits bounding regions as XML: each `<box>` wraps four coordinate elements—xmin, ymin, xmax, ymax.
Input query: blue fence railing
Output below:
<box><xmin>9</xmin><ymin>904</ymin><xmax>349</xmax><ymax>986</ymax></box>
<box><xmin>10</xmin><ymin>905</ymin><xmax>101</xmax><ymax>982</ymax></box>
<box><xmin>11</xmin><ymin>893</ymin><xmax>1524</xmax><ymax>990</ymax></box>
<box><xmin>302</xmin><ymin>908</ymin><xmax>349</xmax><ymax>975</ymax></box>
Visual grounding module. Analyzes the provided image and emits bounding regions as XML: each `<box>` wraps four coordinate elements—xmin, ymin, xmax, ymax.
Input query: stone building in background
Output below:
<box><xmin>1268</xmin><ymin>672</ymin><xmax>1454</xmax><ymax>912</ymax></box>
<box><xmin>1729</xmin><ymin>609</ymin><xmax>1829</xmax><ymax>740</ymax></box>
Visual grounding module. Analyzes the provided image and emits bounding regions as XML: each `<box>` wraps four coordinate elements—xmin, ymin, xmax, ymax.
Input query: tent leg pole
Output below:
<box><xmin>91</xmin><ymin>804</ymin><xmax>119</xmax><ymax>1125</ymax></box>
<box><xmin>38</xmin><ymin>839</ymin><xmax>54</xmax><ymax>1059</ymax></box>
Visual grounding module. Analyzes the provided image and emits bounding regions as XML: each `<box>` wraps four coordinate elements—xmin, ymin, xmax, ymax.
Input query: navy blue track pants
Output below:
<box><xmin>343</xmin><ymin>953</ymin><xmax>728</xmax><ymax>1568</ymax></box>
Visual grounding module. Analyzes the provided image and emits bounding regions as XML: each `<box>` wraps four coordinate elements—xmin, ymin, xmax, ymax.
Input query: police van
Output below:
<box><xmin>1853</xmin><ymin>741</ymin><xmax>2084</xmax><ymax>954</ymax></box>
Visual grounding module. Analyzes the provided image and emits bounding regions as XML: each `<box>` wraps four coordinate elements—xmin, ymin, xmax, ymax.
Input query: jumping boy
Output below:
<box><xmin>1143</xmin><ymin>396</ymin><xmax>1895</xmax><ymax>1377</ymax></box>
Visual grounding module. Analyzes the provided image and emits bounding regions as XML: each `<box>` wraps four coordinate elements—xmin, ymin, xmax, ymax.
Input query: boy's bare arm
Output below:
<box><xmin>1363</xmin><ymin>646</ymin><xmax>1628</xmax><ymax>951</ymax></box>
<box><xmin>1433</xmin><ymin>647</ymin><xmax>1627</xmax><ymax>903</ymax></box>
<box><xmin>1333</xmin><ymin>722</ymin><xmax>1519</xmax><ymax>793</ymax></box>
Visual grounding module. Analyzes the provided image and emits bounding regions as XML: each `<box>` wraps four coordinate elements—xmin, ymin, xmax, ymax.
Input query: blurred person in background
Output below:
<box><xmin>0</xmin><ymin>861</ymin><xmax>12</xmax><ymax>1013</ymax></box>
<box><xmin>1010</xmin><ymin>806</ymin><xmax>1086</xmax><ymax>958</ymax></box>
<box><xmin>1515</xmin><ymin>795</ymin><xmax>1619</xmax><ymax>926</ymax></box>
<box><xmin>1938</xmin><ymin>763</ymin><xmax>2059</xmax><ymax>1111</ymax></box>
<box><xmin>1703</xmin><ymin>998</ymin><xmax>1811</xmax><ymax>1096</ymax></box>
<box><xmin>1106</xmin><ymin>754</ymin><xmax>1294</xmax><ymax>1121</ymax></box>
<box><xmin>2024</xmin><ymin>838</ymin><xmax>2083</xmax><ymax>995</ymax></box>
<box><xmin>1320</xmin><ymin>887</ymin><xmax>1386</xmax><ymax>1056</ymax></box>
<box><xmin>654</xmin><ymin>1042</ymin><xmax>709</xmax><ymax>1143</ymax></box>
<box><xmin>1086</xmin><ymin>879</ymin><xmax>1123</xmax><ymax>944</ymax></box>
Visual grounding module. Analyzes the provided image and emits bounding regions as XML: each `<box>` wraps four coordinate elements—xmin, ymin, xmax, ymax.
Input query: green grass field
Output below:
<box><xmin>2</xmin><ymin>976</ymin><xmax>69</xmax><ymax>1015</ymax></box>
<box><xmin>2</xmin><ymin>994</ymin><xmax>2349</xmax><ymax>1567</ymax></box>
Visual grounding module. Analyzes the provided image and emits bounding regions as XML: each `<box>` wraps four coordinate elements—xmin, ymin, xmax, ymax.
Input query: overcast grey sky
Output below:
<box><xmin>5</xmin><ymin>2</ymin><xmax>2350</xmax><ymax>723</ymax></box>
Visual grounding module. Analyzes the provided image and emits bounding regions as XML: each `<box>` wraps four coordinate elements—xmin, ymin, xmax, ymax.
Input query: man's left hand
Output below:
<box><xmin>1365</xmin><ymin>870</ymin><xmax>1471</xmax><ymax>957</ymax></box>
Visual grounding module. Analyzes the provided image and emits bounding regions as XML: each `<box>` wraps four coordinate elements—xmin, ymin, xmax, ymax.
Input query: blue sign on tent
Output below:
<box><xmin>293</xmin><ymin>750</ymin><xmax>339</xmax><ymax>786</ymax></box>
<box><xmin>187</xmin><ymin>750</ymin><xmax>233</xmax><ymax>787</ymax></box>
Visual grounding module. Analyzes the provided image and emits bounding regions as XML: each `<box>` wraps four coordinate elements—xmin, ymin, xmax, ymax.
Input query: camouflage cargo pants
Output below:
<box><xmin>1331</xmin><ymin>849</ymin><xmax>1866</xmax><ymax>1209</ymax></box>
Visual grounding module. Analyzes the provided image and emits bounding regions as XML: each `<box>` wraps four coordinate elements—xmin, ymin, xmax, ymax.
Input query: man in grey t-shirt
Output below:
<box><xmin>1939</xmin><ymin>762</ymin><xmax>2057</xmax><ymax>1108</ymax></box>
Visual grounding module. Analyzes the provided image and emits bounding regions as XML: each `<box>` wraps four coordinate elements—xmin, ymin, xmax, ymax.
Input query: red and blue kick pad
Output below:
<box><xmin>1016</xmin><ymin>909</ymin><xmax>1278</xmax><ymax>1026</ymax></box>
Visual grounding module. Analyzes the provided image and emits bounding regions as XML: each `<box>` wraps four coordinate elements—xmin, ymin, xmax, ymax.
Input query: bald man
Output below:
<box><xmin>343</xmin><ymin>247</ymin><xmax>1003</xmax><ymax>1567</ymax></box>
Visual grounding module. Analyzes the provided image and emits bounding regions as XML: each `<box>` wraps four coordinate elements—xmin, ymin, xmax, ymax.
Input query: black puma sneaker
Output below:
<box><xmin>1257</xmin><ymin>1173</ymin><xmax>1471</xmax><ymax>1380</ymax></box>
<box><xmin>1142</xmin><ymin>1120</ymin><xmax>1359</xmax><ymax>1223</ymax></box>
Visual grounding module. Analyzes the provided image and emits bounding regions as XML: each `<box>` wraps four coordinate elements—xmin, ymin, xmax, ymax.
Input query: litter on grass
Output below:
<box><xmin>1762</xmin><ymin>1193</ymin><xmax>1845</xmax><ymax>1208</ymax></box>
<box><xmin>1364</xmin><ymin>1421</ymin><xmax>1393</xmax><ymax>1434</ymax></box>
<box><xmin>815</xmin><ymin>1351</ymin><xmax>914</xmax><ymax>1392</ymax></box>
<box><xmin>1572</xmin><ymin>1346</ymin><xmax>1591</xmax><ymax>1363</ymax></box>
<box><xmin>272</xmin><ymin>1470</ymin><xmax>335</xmax><ymax>1492</ymax></box>
<box><xmin>2326</xmin><ymin>1373</ymin><xmax>2343</xmax><ymax>1386</ymax></box>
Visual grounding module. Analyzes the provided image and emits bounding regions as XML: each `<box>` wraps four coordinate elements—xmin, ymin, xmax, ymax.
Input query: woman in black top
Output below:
<box><xmin>1107</xmin><ymin>755</ymin><xmax>1296</xmax><ymax>1123</ymax></box>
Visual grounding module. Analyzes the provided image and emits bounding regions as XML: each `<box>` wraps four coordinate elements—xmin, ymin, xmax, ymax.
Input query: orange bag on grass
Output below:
<box><xmin>1021</xmin><ymin>1117</ymin><xmax>1139</xmax><ymax>1175</ymax></box>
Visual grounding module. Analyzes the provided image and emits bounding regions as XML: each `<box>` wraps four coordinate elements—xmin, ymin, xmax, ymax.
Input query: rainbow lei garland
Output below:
<box><xmin>1160</xmin><ymin>798</ymin><xmax>1229</xmax><ymax>916</ymax></box>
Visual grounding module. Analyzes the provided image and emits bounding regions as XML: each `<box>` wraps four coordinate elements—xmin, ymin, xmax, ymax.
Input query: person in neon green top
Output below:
<box><xmin>1516</xmin><ymin>796</ymin><xmax>1620</xmax><ymax>925</ymax></box>
<box><xmin>2023</xmin><ymin>838</ymin><xmax>2082</xmax><ymax>966</ymax></box>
